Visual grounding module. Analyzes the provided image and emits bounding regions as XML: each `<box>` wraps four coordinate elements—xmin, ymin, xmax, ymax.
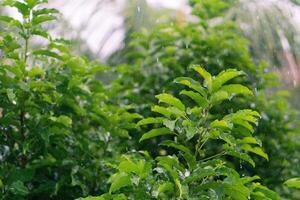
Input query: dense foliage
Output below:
<box><xmin>84</xmin><ymin>66</ymin><xmax>280</xmax><ymax>199</ymax></box>
<box><xmin>0</xmin><ymin>0</ymin><xmax>139</xmax><ymax>199</ymax></box>
<box><xmin>0</xmin><ymin>0</ymin><xmax>299</xmax><ymax>199</ymax></box>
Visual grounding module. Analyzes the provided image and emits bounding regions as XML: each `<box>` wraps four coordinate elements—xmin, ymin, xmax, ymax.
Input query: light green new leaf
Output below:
<box><xmin>33</xmin><ymin>50</ymin><xmax>63</xmax><ymax>60</ymax></box>
<box><xmin>163</xmin><ymin>119</ymin><xmax>177</xmax><ymax>131</ymax></box>
<box><xmin>241</xmin><ymin>144</ymin><xmax>269</xmax><ymax>160</ymax></box>
<box><xmin>0</xmin><ymin>16</ymin><xmax>22</xmax><ymax>28</ymax></box>
<box><xmin>220</xmin><ymin>84</ymin><xmax>253</xmax><ymax>96</ymax></box>
<box><xmin>6</xmin><ymin>89</ymin><xmax>16</xmax><ymax>103</ymax></box>
<box><xmin>50</xmin><ymin>115</ymin><xmax>72</xmax><ymax>128</ymax></box>
<box><xmin>151</xmin><ymin>106</ymin><xmax>172</xmax><ymax>118</ymax></box>
<box><xmin>108</xmin><ymin>172</ymin><xmax>131</xmax><ymax>194</ymax></box>
<box><xmin>160</xmin><ymin>140</ymin><xmax>192</xmax><ymax>155</ymax></box>
<box><xmin>136</xmin><ymin>117</ymin><xmax>165</xmax><ymax>127</ymax></box>
<box><xmin>33</xmin><ymin>8</ymin><xmax>59</xmax><ymax>16</ymax></box>
<box><xmin>238</xmin><ymin>137</ymin><xmax>261</xmax><ymax>146</ymax></box>
<box><xmin>32</xmin><ymin>15</ymin><xmax>56</xmax><ymax>25</ymax></box>
<box><xmin>210</xmin><ymin>90</ymin><xmax>229</xmax><ymax>105</ymax></box>
<box><xmin>191</xmin><ymin>65</ymin><xmax>212</xmax><ymax>92</ymax></box>
<box><xmin>174</xmin><ymin>77</ymin><xmax>206</xmax><ymax>97</ymax></box>
<box><xmin>284</xmin><ymin>178</ymin><xmax>300</xmax><ymax>189</ymax></box>
<box><xmin>212</xmin><ymin>69</ymin><xmax>244</xmax><ymax>91</ymax></box>
<box><xmin>157</xmin><ymin>182</ymin><xmax>174</xmax><ymax>196</ymax></box>
<box><xmin>211</xmin><ymin>119</ymin><xmax>232</xmax><ymax>129</ymax></box>
<box><xmin>140</xmin><ymin>127</ymin><xmax>172</xmax><ymax>142</ymax></box>
<box><xmin>227</xmin><ymin>150</ymin><xmax>255</xmax><ymax>167</ymax></box>
<box><xmin>155</xmin><ymin>93</ymin><xmax>185</xmax><ymax>111</ymax></box>
<box><xmin>180</xmin><ymin>90</ymin><xmax>208</xmax><ymax>108</ymax></box>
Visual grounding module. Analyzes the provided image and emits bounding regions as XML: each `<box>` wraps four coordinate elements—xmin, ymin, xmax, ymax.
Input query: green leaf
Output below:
<box><xmin>180</xmin><ymin>90</ymin><xmax>208</xmax><ymax>108</ymax></box>
<box><xmin>160</xmin><ymin>140</ymin><xmax>192</xmax><ymax>155</ymax></box>
<box><xmin>210</xmin><ymin>90</ymin><xmax>229</xmax><ymax>105</ymax></box>
<box><xmin>10</xmin><ymin>1</ymin><xmax>30</xmax><ymax>16</ymax></box>
<box><xmin>184</xmin><ymin>168</ymin><xmax>215</xmax><ymax>184</ymax></box>
<box><xmin>28</xmin><ymin>66</ymin><xmax>45</xmax><ymax>77</ymax></box>
<box><xmin>108</xmin><ymin>172</ymin><xmax>131</xmax><ymax>194</ymax></box>
<box><xmin>50</xmin><ymin>115</ymin><xmax>72</xmax><ymax>128</ymax></box>
<box><xmin>241</xmin><ymin>144</ymin><xmax>269</xmax><ymax>160</ymax></box>
<box><xmin>33</xmin><ymin>8</ymin><xmax>59</xmax><ymax>16</ymax></box>
<box><xmin>157</xmin><ymin>182</ymin><xmax>174</xmax><ymax>196</ymax></box>
<box><xmin>9</xmin><ymin>181</ymin><xmax>29</xmax><ymax>196</ymax></box>
<box><xmin>212</xmin><ymin>69</ymin><xmax>244</xmax><ymax>91</ymax></box>
<box><xmin>140</xmin><ymin>127</ymin><xmax>172</xmax><ymax>142</ymax></box>
<box><xmin>155</xmin><ymin>93</ymin><xmax>185</xmax><ymax>111</ymax></box>
<box><xmin>151</xmin><ymin>106</ymin><xmax>172</xmax><ymax>118</ymax></box>
<box><xmin>32</xmin><ymin>15</ymin><xmax>56</xmax><ymax>25</ymax></box>
<box><xmin>174</xmin><ymin>77</ymin><xmax>206</xmax><ymax>97</ymax></box>
<box><xmin>191</xmin><ymin>65</ymin><xmax>212</xmax><ymax>92</ymax></box>
<box><xmin>211</xmin><ymin>119</ymin><xmax>232</xmax><ymax>129</ymax></box>
<box><xmin>0</xmin><ymin>16</ymin><xmax>22</xmax><ymax>28</ymax></box>
<box><xmin>284</xmin><ymin>178</ymin><xmax>300</xmax><ymax>189</ymax></box>
<box><xmin>33</xmin><ymin>49</ymin><xmax>63</xmax><ymax>60</ymax></box>
<box><xmin>227</xmin><ymin>150</ymin><xmax>255</xmax><ymax>167</ymax></box>
<box><xmin>240</xmin><ymin>175</ymin><xmax>260</xmax><ymax>184</ymax></box>
<box><xmin>220</xmin><ymin>84</ymin><xmax>253</xmax><ymax>96</ymax></box>
<box><xmin>252</xmin><ymin>183</ymin><xmax>281</xmax><ymax>200</ymax></box>
<box><xmin>6</xmin><ymin>89</ymin><xmax>16</xmax><ymax>103</ymax></box>
<box><xmin>136</xmin><ymin>117</ymin><xmax>164</xmax><ymax>127</ymax></box>
<box><xmin>238</xmin><ymin>137</ymin><xmax>261</xmax><ymax>146</ymax></box>
<box><xmin>163</xmin><ymin>119</ymin><xmax>177</xmax><ymax>131</ymax></box>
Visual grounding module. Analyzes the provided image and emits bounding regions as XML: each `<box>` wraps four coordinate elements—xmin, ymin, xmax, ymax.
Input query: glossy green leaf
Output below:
<box><xmin>212</xmin><ymin>69</ymin><xmax>244</xmax><ymax>91</ymax></box>
<box><xmin>284</xmin><ymin>178</ymin><xmax>300</xmax><ymax>189</ymax></box>
<box><xmin>140</xmin><ymin>127</ymin><xmax>172</xmax><ymax>142</ymax></box>
<box><xmin>220</xmin><ymin>84</ymin><xmax>253</xmax><ymax>96</ymax></box>
<box><xmin>191</xmin><ymin>65</ymin><xmax>212</xmax><ymax>92</ymax></box>
<box><xmin>108</xmin><ymin>172</ymin><xmax>131</xmax><ymax>194</ymax></box>
<box><xmin>155</xmin><ymin>93</ymin><xmax>185</xmax><ymax>111</ymax></box>
<box><xmin>180</xmin><ymin>90</ymin><xmax>208</xmax><ymax>108</ymax></box>
<box><xmin>174</xmin><ymin>77</ymin><xmax>206</xmax><ymax>97</ymax></box>
<box><xmin>241</xmin><ymin>144</ymin><xmax>269</xmax><ymax>160</ymax></box>
<box><xmin>210</xmin><ymin>90</ymin><xmax>229</xmax><ymax>105</ymax></box>
<box><xmin>32</xmin><ymin>15</ymin><xmax>56</xmax><ymax>25</ymax></box>
<box><xmin>136</xmin><ymin>117</ymin><xmax>165</xmax><ymax>126</ymax></box>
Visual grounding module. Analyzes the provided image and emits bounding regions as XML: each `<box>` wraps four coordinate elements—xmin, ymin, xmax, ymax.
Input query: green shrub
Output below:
<box><xmin>81</xmin><ymin>66</ymin><xmax>280</xmax><ymax>199</ymax></box>
<box><xmin>0</xmin><ymin>1</ymin><xmax>138</xmax><ymax>199</ymax></box>
<box><xmin>108</xmin><ymin>0</ymin><xmax>300</xmax><ymax>198</ymax></box>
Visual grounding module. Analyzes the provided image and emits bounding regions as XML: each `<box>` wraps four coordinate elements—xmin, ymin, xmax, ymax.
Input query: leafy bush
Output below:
<box><xmin>82</xmin><ymin>66</ymin><xmax>280</xmax><ymax>199</ymax></box>
<box><xmin>0</xmin><ymin>0</ymin><xmax>299</xmax><ymax>199</ymax></box>
<box><xmin>0</xmin><ymin>0</ymin><xmax>138</xmax><ymax>199</ymax></box>
<box><xmin>108</xmin><ymin>0</ymin><xmax>300</xmax><ymax>198</ymax></box>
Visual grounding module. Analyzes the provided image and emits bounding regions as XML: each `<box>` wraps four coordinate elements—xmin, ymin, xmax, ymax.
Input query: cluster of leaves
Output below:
<box><xmin>0</xmin><ymin>0</ymin><xmax>139</xmax><ymax>199</ymax></box>
<box><xmin>108</xmin><ymin>0</ymin><xmax>300</xmax><ymax>198</ymax></box>
<box><xmin>0</xmin><ymin>0</ymin><xmax>299</xmax><ymax>199</ymax></box>
<box><xmin>82</xmin><ymin>66</ymin><xmax>280</xmax><ymax>199</ymax></box>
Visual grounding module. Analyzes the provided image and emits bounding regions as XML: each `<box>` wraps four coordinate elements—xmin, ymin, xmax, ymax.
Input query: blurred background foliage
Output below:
<box><xmin>1</xmin><ymin>0</ymin><xmax>300</xmax><ymax>199</ymax></box>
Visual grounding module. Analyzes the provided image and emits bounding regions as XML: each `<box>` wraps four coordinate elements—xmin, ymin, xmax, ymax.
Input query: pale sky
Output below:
<box><xmin>50</xmin><ymin>0</ymin><xmax>189</xmax><ymax>59</ymax></box>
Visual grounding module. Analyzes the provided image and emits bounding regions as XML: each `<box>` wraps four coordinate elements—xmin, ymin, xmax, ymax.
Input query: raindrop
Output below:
<box><xmin>137</xmin><ymin>6</ymin><xmax>141</xmax><ymax>13</ymax></box>
<box><xmin>12</xmin><ymin>100</ymin><xmax>16</xmax><ymax>105</ymax></box>
<box><xmin>156</xmin><ymin>57</ymin><xmax>159</xmax><ymax>63</ymax></box>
